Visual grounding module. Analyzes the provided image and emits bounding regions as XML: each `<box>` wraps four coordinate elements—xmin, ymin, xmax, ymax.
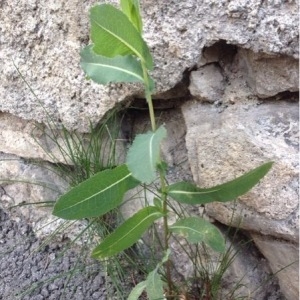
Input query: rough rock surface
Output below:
<box><xmin>0</xmin><ymin>0</ymin><xmax>298</xmax><ymax>131</ymax></box>
<box><xmin>182</xmin><ymin>100</ymin><xmax>299</xmax><ymax>299</ymax></box>
<box><xmin>237</xmin><ymin>49</ymin><xmax>299</xmax><ymax>98</ymax></box>
<box><xmin>182</xmin><ymin>101</ymin><xmax>298</xmax><ymax>239</ymax></box>
<box><xmin>189</xmin><ymin>64</ymin><xmax>225</xmax><ymax>102</ymax></box>
<box><xmin>0</xmin><ymin>111</ymin><xmax>125</xmax><ymax>164</ymax></box>
<box><xmin>0</xmin><ymin>112</ymin><xmax>68</xmax><ymax>163</ymax></box>
<box><xmin>252</xmin><ymin>233</ymin><xmax>299</xmax><ymax>300</ymax></box>
<box><xmin>0</xmin><ymin>153</ymin><xmax>71</xmax><ymax>237</ymax></box>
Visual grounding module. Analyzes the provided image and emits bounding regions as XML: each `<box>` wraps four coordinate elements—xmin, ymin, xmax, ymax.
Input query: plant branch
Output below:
<box><xmin>141</xmin><ymin>64</ymin><xmax>156</xmax><ymax>131</ymax></box>
<box><xmin>160</xmin><ymin>173</ymin><xmax>173</xmax><ymax>296</ymax></box>
<box><xmin>141</xmin><ymin>60</ymin><xmax>173</xmax><ymax>295</ymax></box>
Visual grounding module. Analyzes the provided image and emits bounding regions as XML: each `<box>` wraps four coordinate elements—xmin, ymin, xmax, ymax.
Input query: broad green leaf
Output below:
<box><xmin>128</xmin><ymin>281</ymin><xmax>147</xmax><ymax>300</ymax></box>
<box><xmin>167</xmin><ymin>162</ymin><xmax>273</xmax><ymax>205</ymax></box>
<box><xmin>90</xmin><ymin>4</ymin><xmax>153</xmax><ymax>69</ymax></box>
<box><xmin>53</xmin><ymin>164</ymin><xmax>139</xmax><ymax>220</ymax></box>
<box><xmin>92</xmin><ymin>206</ymin><xmax>163</xmax><ymax>258</ymax></box>
<box><xmin>80</xmin><ymin>45</ymin><xmax>145</xmax><ymax>84</ymax></box>
<box><xmin>126</xmin><ymin>126</ymin><xmax>167</xmax><ymax>184</ymax></box>
<box><xmin>121</xmin><ymin>0</ymin><xmax>143</xmax><ymax>33</ymax></box>
<box><xmin>170</xmin><ymin>217</ymin><xmax>225</xmax><ymax>252</ymax></box>
<box><xmin>146</xmin><ymin>269</ymin><xmax>165</xmax><ymax>300</ymax></box>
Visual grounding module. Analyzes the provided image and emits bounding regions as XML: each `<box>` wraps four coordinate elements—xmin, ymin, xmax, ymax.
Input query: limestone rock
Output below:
<box><xmin>0</xmin><ymin>112</ymin><xmax>68</xmax><ymax>162</ymax></box>
<box><xmin>1</xmin><ymin>0</ymin><xmax>298</xmax><ymax>131</ymax></box>
<box><xmin>189</xmin><ymin>64</ymin><xmax>225</xmax><ymax>103</ymax></box>
<box><xmin>238</xmin><ymin>49</ymin><xmax>299</xmax><ymax>98</ymax></box>
<box><xmin>0</xmin><ymin>153</ymin><xmax>89</xmax><ymax>242</ymax></box>
<box><xmin>181</xmin><ymin>100</ymin><xmax>299</xmax><ymax>242</ymax></box>
<box><xmin>182</xmin><ymin>100</ymin><xmax>298</xmax><ymax>298</ymax></box>
<box><xmin>0</xmin><ymin>111</ymin><xmax>125</xmax><ymax>164</ymax></box>
<box><xmin>0</xmin><ymin>153</ymin><xmax>70</xmax><ymax>237</ymax></box>
<box><xmin>252</xmin><ymin>234</ymin><xmax>299</xmax><ymax>300</ymax></box>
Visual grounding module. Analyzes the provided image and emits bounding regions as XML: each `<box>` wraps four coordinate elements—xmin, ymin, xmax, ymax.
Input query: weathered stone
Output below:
<box><xmin>0</xmin><ymin>111</ymin><xmax>125</xmax><ymax>164</ymax></box>
<box><xmin>189</xmin><ymin>64</ymin><xmax>225</xmax><ymax>103</ymax></box>
<box><xmin>181</xmin><ymin>100</ymin><xmax>298</xmax><ymax>298</ymax></box>
<box><xmin>182</xmin><ymin>100</ymin><xmax>299</xmax><ymax>241</ymax></box>
<box><xmin>0</xmin><ymin>153</ymin><xmax>70</xmax><ymax>236</ymax></box>
<box><xmin>1</xmin><ymin>0</ymin><xmax>298</xmax><ymax>131</ymax></box>
<box><xmin>237</xmin><ymin>49</ymin><xmax>299</xmax><ymax>98</ymax></box>
<box><xmin>252</xmin><ymin>234</ymin><xmax>299</xmax><ymax>300</ymax></box>
<box><xmin>0</xmin><ymin>112</ymin><xmax>67</xmax><ymax>162</ymax></box>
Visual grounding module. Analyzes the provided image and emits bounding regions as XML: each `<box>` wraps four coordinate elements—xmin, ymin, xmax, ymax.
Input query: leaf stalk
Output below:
<box><xmin>141</xmin><ymin>63</ymin><xmax>156</xmax><ymax>132</ymax></box>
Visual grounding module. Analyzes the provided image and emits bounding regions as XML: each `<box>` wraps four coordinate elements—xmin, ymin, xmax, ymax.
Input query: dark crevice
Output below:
<box><xmin>257</xmin><ymin>91</ymin><xmax>299</xmax><ymax>102</ymax></box>
<box><xmin>200</xmin><ymin>40</ymin><xmax>238</xmax><ymax>69</ymax></box>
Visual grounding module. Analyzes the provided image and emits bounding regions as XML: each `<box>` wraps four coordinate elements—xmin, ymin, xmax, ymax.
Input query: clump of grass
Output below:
<box><xmin>31</xmin><ymin>110</ymin><xmax>121</xmax><ymax>187</ymax></box>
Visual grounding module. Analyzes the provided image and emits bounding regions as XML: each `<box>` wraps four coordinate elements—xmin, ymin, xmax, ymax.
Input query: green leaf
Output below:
<box><xmin>121</xmin><ymin>0</ymin><xmax>143</xmax><ymax>33</ymax></box>
<box><xmin>170</xmin><ymin>217</ymin><xmax>225</xmax><ymax>252</ymax></box>
<box><xmin>92</xmin><ymin>206</ymin><xmax>163</xmax><ymax>258</ymax></box>
<box><xmin>90</xmin><ymin>4</ymin><xmax>153</xmax><ymax>69</ymax></box>
<box><xmin>129</xmin><ymin>250</ymin><xmax>168</xmax><ymax>300</ymax></box>
<box><xmin>128</xmin><ymin>281</ymin><xmax>147</xmax><ymax>300</ymax></box>
<box><xmin>168</xmin><ymin>162</ymin><xmax>273</xmax><ymax>205</ymax></box>
<box><xmin>126</xmin><ymin>126</ymin><xmax>167</xmax><ymax>184</ymax></box>
<box><xmin>161</xmin><ymin>249</ymin><xmax>171</xmax><ymax>265</ymax></box>
<box><xmin>157</xmin><ymin>161</ymin><xmax>168</xmax><ymax>177</ymax></box>
<box><xmin>153</xmin><ymin>197</ymin><xmax>162</xmax><ymax>209</ymax></box>
<box><xmin>128</xmin><ymin>268</ymin><xmax>166</xmax><ymax>300</ymax></box>
<box><xmin>146</xmin><ymin>269</ymin><xmax>165</xmax><ymax>300</ymax></box>
<box><xmin>52</xmin><ymin>164</ymin><xmax>139</xmax><ymax>220</ymax></box>
<box><xmin>80</xmin><ymin>45</ymin><xmax>145</xmax><ymax>84</ymax></box>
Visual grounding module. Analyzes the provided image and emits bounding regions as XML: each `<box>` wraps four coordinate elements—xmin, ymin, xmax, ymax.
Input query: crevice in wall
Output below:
<box><xmin>199</xmin><ymin>39</ymin><xmax>238</xmax><ymax>69</ymax></box>
<box><xmin>258</xmin><ymin>91</ymin><xmax>299</xmax><ymax>103</ymax></box>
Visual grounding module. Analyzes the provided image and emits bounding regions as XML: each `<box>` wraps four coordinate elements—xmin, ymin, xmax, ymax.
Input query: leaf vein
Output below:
<box><xmin>88</xmin><ymin>62</ymin><xmax>143</xmax><ymax>80</ymax></box>
<box><xmin>94</xmin><ymin>211</ymin><xmax>162</xmax><ymax>256</ymax></box>
<box><xmin>57</xmin><ymin>173</ymin><xmax>132</xmax><ymax>213</ymax></box>
<box><xmin>92</xmin><ymin>19</ymin><xmax>144</xmax><ymax>63</ymax></box>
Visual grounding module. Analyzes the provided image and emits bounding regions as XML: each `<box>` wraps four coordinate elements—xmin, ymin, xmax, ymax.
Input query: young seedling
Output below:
<box><xmin>52</xmin><ymin>1</ymin><xmax>273</xmax><ymax>298</ymax></box>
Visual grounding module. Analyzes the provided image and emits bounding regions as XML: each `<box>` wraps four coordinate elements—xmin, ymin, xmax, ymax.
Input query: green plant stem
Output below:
<box><xmin>142</xmin><ymin>62</ymin><xmax>173</xmax><ymax>296</ymax></box>
<box><xmin>160</xmin><ymin>174</ymin><xmax>173</xmax><ymax>296</ymax></box>
<box><xmin>142</xmin><ymin>64</ymin><xmax>156</xmax><ymax>131</ymax></box>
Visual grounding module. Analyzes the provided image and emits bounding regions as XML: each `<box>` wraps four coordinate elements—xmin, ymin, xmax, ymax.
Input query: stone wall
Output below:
<box><xmin>0</xmin><ymin>0</ymin><xmax>298</xmax><ymax>299</ymax></box>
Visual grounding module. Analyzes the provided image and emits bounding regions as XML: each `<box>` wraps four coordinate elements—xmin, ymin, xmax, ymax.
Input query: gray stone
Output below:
<box><xmin>181</xmin><ymin>100</ymin><xmax>298</xmax><ymax>299</ymax></box>
<box><xmin>1</xmin><ymin>0</ymin><xmax>298</xmax><ymax>131</ymax></box>
<box><xmin>238</xmin><ymin>49</ymin><xmax>299</xmax><ymax>98</ymax></box>
<box><xmin>189</xmin><ymin>64</ymin><xmax>225</xmax><ymax>103</ymax></box>
<box><xmin>252</xmin><ymin>234</ymin><xmax>299</xmax><ymax>300</ymax></box>
<box><xmin>0</xmin><ymin>112</ymin><xmax>68</xmax><ymax>163</ymax></box>
<box><xmin>0</xmin><ymin>153</ymin><xmax>68</xmax><ymax>236</ymax></box>
<box><xmin>181</xmin><ymin>100</ymin><xmax>299</xmax><ymax>241</ymax></box>
<box><xmin>0</xmin><ymin>111</ymin><xmax>125</xmax><ymax>164</ymax></box>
